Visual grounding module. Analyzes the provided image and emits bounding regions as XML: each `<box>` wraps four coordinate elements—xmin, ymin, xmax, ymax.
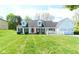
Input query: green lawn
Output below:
<box><xmin>0</xmin><ymin>30</ymin><xmax>79</xmax><ymax>54</ymax></box>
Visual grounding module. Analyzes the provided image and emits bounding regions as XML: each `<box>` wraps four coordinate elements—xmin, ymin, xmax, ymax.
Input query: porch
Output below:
<box><xmin>17</xmin><ymin>27</ymin><xmax>56</xmax><ymax>34</ymax></box>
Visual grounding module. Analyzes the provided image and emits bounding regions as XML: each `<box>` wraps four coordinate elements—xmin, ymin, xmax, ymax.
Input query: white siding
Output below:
<box><xmin>45</xmin><ymin>27</ymin><xmax>56</xmax><ymax>35</ymax></box>
<box><xmin>56</xmin><ymin>18</ymin><xmax>74</xmax><ymax>34</ymax></box>
<box><xmin>0</xmin><ymin>20</ymin><xmax>8</xmax><ymax>29</ymax></box>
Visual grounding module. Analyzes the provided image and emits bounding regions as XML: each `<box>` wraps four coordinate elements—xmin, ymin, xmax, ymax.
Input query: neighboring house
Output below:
<box><xmin>16</xmin><ymin>18</ymin><xmax>74</xmax><ymax>35</ymax></box>
<box><xmin>0</xmin><ymin>18</ymin><xmax>8</xmax><ymax>30</ymax></box>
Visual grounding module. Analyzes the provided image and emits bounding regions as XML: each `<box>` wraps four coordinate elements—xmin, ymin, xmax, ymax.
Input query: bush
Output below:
<box><xmin>36</xmin><ymin>32</ymin><xmax>40</xmax><ymax>34</ymax></box>
<box><xmin>74</xmin><ymin>31</ymin><xmax>79</xmax><ymax>34</ymax></box>
<box><xmin>25</xmin><ymin>32</ymin><xmax>28</xmax><ymax>34</ymax></box>
<box><xmin>17</xmin><ymin>32</ymin><xmax>21</xmax><ymax>34</ymax></box>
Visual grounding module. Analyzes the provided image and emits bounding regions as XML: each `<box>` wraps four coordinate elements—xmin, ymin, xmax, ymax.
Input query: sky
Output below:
<box><xmin>0</xmin><ymin>0</ymin><xmax>77</xmax><ymax>21</ymax></box>
<box><xmin>0</xmin><ymin>0</ymin><xmax>78</xmax><ymax>5</ymax></box>
<box><xmin>0</xmin><ymin>5</ymin><xmax>73</xmax><ymax>20</ymax></box>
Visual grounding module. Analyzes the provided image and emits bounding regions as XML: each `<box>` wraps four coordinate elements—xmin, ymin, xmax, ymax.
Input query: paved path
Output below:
<box><xmin>70</xmin><ymin>35</ymin><xmax>79</xmax><ymax>38</ymax></box>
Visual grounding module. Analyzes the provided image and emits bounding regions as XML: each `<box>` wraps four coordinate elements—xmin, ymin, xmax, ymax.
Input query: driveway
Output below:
<box><xmin>70</xmin><ymin>35</ymin><xmax>79</xmax><ymax>38</ymax></box>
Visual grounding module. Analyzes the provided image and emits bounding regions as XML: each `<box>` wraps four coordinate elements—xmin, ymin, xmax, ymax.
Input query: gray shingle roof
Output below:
<box><xmin>27</xmin><ymin>20</ymin><xmax>57</xmax><ymax>27</ymax></box>
<box><xmin>28</xmin><ymin>20</ymin><xmax>38</xmax><ymax>27</ymax></box>
<box><xmin>0</xmin><ymin>18</ymin><xmax>7</xmax><ymax>22</ymax></box>
<box><xmin>44</xmin><ymin>21</ymin><xmax>57</xmax><ymax>27</ymax></box>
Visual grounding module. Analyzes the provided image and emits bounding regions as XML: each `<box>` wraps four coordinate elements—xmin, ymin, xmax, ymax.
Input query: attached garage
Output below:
<box><xmin>56</xmin><ymin>18</ymin><xmax>74</xmax><ymax>35</ymax></box>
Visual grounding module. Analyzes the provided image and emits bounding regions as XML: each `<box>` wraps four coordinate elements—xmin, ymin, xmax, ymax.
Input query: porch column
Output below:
<box><xmin>45</xmin><ymin>27</ymin><xmax>47</xmax><ymax>34</ymax></box>
<box><xmin>22</xmin><ymin>28</ymin><xmax>25</xmax><ymax>34</ymax></box>
<box><xmin>29</xmin><ymin>27</ymin><xmax>31</xmax><ymax>34</ymax></box>
<box><xmin>34</xmin><ymin>27</ymin><xmax>36</xmax><ymax>33</ymax></box>
<box><xmin>45</xmin><ymin>27</ymin><xmax>49</xmax><ymax>35</ymax></box>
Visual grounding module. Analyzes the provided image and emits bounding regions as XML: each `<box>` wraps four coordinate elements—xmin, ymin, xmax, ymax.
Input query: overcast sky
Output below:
<box><xmin>0</xmin><ymin>0</ymin><xmax>77</xmax><ymax>20</ymax></box>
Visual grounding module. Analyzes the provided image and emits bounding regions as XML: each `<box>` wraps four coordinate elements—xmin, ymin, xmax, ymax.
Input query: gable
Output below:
<box><xmin>21</xmin><ymin>20</ymin><xmax>27</xmax><ymax>26</ymax></box>
<box><xmin>57</xmin><ymin>18</ymin><xmax>74</xmax><ymax>30</ymax></box>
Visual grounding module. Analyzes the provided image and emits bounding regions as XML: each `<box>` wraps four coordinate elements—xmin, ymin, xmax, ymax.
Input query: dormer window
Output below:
<box><xmin>21</xmin><ymin>20</ymin><xmax>27</xmax><ymax>26</ymax></box>
<box><xmin>23</xmin><ymin>22</ymin><xmax>25</xmax><ymax>25</ymax></box>
<box><xmin>37</xmin><ymin>20</ymin><xmax>42</xmax><ymax>26</ymax></box>
<box><xmin>39</xmin><ymin>22</ymin><xmax>41</xmax><ymax>25</ymax></box>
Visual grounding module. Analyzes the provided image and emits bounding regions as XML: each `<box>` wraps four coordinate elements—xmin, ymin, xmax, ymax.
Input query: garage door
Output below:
<box><xmin>64</xmin><ymin>31</ymin><xmax>73</xmax><ymax>35</ymax></box>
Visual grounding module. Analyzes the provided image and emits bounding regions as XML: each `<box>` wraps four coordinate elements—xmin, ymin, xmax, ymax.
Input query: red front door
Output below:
<box><xmin>31</xmin><ymin>28</ymin><xmax>34</xmax><ymax>33</ymax></box>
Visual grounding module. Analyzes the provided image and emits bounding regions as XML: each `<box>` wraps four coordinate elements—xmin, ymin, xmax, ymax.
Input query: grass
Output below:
<box><xmin>0</xmin><ymin>30</ymin><xmax>79</xmax><ymax>54</ymax></box>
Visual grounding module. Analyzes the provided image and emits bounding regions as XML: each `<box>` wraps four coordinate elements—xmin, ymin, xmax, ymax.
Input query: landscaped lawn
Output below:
<box><xmin>0</xmin><ymin>30</ymin><xmax>79</xmax><ymax>54</ymax></box>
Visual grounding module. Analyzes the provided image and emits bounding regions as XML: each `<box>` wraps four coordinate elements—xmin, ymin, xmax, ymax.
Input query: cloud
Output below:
<box><xmin>48</xmin><ymin>8</ymin><xmax>73</xmax><ymax>18</ymax></box>
<box><xmin>13</xmin><ymin>6</ymin><xmax>49</xmax><ymax>19</ymax></box>
<box><xmin>0</xmin><ymin>0</ymin><xmax>78</xmax><ymax>5</ymax></box>
<box><xmin>0</xmin><ymin>5</ymin><xmax>73</xmax><ymax>21</ymax></box>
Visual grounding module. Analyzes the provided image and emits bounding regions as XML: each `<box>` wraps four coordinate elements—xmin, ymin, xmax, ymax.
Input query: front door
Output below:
<box><xmin>31</xmin><ymin>28</ymin><xmax>34</xmax><ymax>33</ymax></box>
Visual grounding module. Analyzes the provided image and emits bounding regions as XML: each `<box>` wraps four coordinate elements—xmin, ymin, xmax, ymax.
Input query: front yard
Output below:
<box><xmin>0</xmin><ymin>30</ymin><xmax>79</xmax><ymax>54</ymax></box>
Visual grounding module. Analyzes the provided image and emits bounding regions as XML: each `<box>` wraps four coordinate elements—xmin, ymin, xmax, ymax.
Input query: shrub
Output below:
<box><xmin>74</xmin><ymin>31</ymin><xmax>79</xmax><ymax>34</ymax></box>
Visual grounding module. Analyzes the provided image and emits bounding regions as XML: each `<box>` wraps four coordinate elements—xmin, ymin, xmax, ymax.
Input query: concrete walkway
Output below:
<box><xmin>70</xmin><ymin>35</ymin><xmax>79</xmax><ymax>38</ymax></box>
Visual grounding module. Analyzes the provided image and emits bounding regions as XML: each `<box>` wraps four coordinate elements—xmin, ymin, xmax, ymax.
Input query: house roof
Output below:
<box><xmin>28</xmin><ymin>20</ymin><xmax>38</xmax><ymax>27</ymax></box>
<box><xmin>44</xmin><ymin>21</ymin><xmax>57</xmax><ymax>27</ymax></box>
<box><xmin>0</xmin><ymin>18</ymin><xmax>7</xmax><ymax>22</ymax></box>
<box><xmin>56</xmin><ymin>18</ymin><xmax>74</xmax><ymax>28</ymax></box>
<box><xmin>27</xmin><ymin>20</ymin><xmax>58</xmax><ymax>27</ymax></box>
<box><xmin>58</xmin><ymin>18</ymin><xmax>73</xmax><ymax>23</ymax></box>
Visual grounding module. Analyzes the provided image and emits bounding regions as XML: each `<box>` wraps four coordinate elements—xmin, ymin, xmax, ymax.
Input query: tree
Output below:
<box><xmin>65</xmin><ymin>5</ymin><xmax>79</xmax><ymax>11</ymax></box>
<box><xmin>73</xmin><ymin>13</ymin><xmax>79</xmax><ymax>34</ymax></box>
<box><xmin>6</xmin><ymin>13</ymin><xmax>22</xmax><ymax>30</ymax></box>
<box><xmin>74</xmin><ymin>20</ymin><xmax>79</xmax><ymax>32</ymax></box>
<box><xmin>15</xmin><ymin>16</ymin><xmax>22</xmax><ymax>25</ymax></box>
<box><xmin>35</xmin><ymin>13</ymin><xmax>54</xmax><ymax>20</ymax></box>
<box><xmin>6</xmin><ymin>13</ymin><xmax>16</xmax><ymax>30</ymax></box>
<box><xmin>25</xmin><ymin>16</ymin><xmax>31</xmax><ymax>21</ymax></box>
<box><xmin>65</xmin><ymin>5</ymin><xmax>79</xmax><ymax>34</ymax></box>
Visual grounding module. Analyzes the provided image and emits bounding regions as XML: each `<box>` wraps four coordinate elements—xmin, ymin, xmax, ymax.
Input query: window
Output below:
<box><xmin>21</xmin><ymin>20</ymin><xmax>26</xmax><ymax>26</ymax></box>
<box><xmin>49</xmin><ymin>28</ymin><xmax>55</xmax><ymax>31</ymax></box>
<box><xmin>18</xmin><ymin>28</ymin><xmax>22</xmax><ymax>33</ymax></box>
<box><xmin>36</xmin><ymin>28</ymin><xmax>40</xmax><ymax>34</ymax></box>
<box><xmin>23</xmin><ymin>22</ymin><xmax>25</xmax><ymax>25</ymax></box>
<box><xmin>39</xmin><ymin>22</ymin><xmax>41</xmax><ymax>25</ymax></box>
<box><xmin>38</xmin><ymin>20</ymin><xmax>42</xmax><ymax>26</ymax></box>
<box><xmin>24</xmin><ymin>28</ymin><xmax>28</xmax><ymax>34</ymax></box>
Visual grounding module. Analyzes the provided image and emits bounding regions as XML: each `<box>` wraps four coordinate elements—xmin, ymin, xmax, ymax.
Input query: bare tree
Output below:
<box><xmin>35</xmin><ymin>13</ymin><xmax>54</xmax><ymax>21</ymax></box>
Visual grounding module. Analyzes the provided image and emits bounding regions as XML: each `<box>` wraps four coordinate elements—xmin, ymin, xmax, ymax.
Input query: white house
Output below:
<box><xmin>16</xmin><ymin>18</ymin><xmax>74</xmax><ymax>35</ymax></box>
